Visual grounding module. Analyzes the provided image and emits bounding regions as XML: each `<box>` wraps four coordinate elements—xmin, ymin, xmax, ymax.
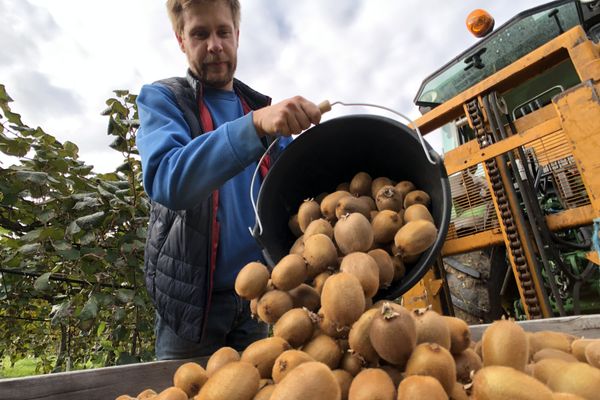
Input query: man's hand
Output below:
<box><xmin>252</xmin><ymin>96</ymin><xmax>322</xmax><ymax>137</ymax></box>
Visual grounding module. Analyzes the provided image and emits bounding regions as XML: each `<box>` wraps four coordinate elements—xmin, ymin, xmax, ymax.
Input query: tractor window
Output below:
<box><xmin>415</xmin><ymin>0</ymin><xmax>580</xmax><ymax>107</ymax></box>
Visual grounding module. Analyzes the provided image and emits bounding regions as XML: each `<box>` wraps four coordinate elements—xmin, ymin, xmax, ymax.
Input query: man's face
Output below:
<box><xmin>176</xmin><ymin>2</ymin><xmax>239</xmax><ymax>90</ymax></box>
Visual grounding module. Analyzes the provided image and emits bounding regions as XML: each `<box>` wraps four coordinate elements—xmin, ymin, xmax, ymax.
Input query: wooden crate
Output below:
<box><xmin>2</xmin><ymin>315</ymin><xmax>600</xmax><ymax>400</ymax></box>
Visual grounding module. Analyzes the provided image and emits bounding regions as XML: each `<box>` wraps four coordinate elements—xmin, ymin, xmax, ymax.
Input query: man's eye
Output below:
<box><xmin>219</xmin><ymin>30</ymin><xmax>232</xmax><ymax>37</ymax></box>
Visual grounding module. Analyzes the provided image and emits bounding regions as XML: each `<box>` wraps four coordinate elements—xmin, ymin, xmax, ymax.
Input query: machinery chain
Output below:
<box><xmin>465</xmin><ymin>99</ymin><xmax>543</xmax><ymax>318</ymax></box>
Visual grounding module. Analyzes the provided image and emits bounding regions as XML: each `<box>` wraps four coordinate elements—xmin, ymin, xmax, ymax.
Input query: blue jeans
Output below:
<box><xmin>154</xmin><ymin>289</ymin><xmax>268</xmax><ymax>360</ymax></box>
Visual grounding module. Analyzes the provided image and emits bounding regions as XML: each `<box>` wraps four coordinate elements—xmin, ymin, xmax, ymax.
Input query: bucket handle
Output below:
<box><xmin>249</xmin><ymin>100</ymin><xmax>437</xmax><ymax>237</ymax></box>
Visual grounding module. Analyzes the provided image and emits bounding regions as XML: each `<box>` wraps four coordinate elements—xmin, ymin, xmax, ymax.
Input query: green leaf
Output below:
<box><xmin>18</xmin><ymin>243</ymin><xmax>41</xmax><ymax>254</ymax></box>
<box><xmin>15</xmin><ymin>171</ymin><xmax>49</xmax><ymax>185</ymax></box>
<box><xmin>33</xmin><ymin>272</ymin><xmax>52</xmax><ymax>292</ymax></box>
<box><xmin>115</xmin><ymin>289</ymin><xmax>134</xmax><ymax>304</ymax></box>
<box><xmin>79</xmin><ymin>296</ymin><xmax>99</xmax><ymax>321</ymax></box>
<box><xmin>74</xmin><ymin>211</ymin><xmax>105</xmax><ymax>229</ymax></box>
<box><xmin>63</xmin><ymin>141</ymin><xmax>79</xmax><ymax>158</ymax></box>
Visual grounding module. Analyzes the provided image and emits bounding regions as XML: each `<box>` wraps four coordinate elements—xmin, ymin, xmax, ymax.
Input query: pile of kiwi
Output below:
<box><xmin>115</xmin><ymin>172</ymin><xmax>600</xmax><ymax>399</ymax></box>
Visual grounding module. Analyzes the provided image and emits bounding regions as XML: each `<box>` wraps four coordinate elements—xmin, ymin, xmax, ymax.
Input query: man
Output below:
<box><xmin>136</xmin><ymin>0</ymin><xmax>322</xmax><ymax>360</ymax></box>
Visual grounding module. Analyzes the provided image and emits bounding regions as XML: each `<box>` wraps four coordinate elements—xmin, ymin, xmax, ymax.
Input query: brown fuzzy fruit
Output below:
<box><xmin>320</xmin><ymin>191</ymin><xmax>351</xmax><ymax>222</ymax></box>
<box><xmin>571</xmin><ymin>338</ymin><xmax>597</xmax><ymax>362</ymax></box>
<box><xmin>335</xmin><ymin>196</ymin><xmax>372</xmax><ymax>220</ymax></box>
<box><xmin>173</xmin><ymin>362</ymin><xmax>208</xmax><ymax>397</ymax></box>
<box><xmin>321</xmin><ymin>272</ymin><xmax>366</xmax><ymax>328</ymax></box>
<box><xmin>391</xmin><ymin>255</ymin><xmax>406</xmax><ymax>281</ymax></box>
<box><xmin>348</xmin><ymin>368</ymin><xmax>396</xmax><ymax>400</ymax></box>
<box><xmin>371</xmin><ymin>177</ymin><xmax>394</xmax><ymax>199</ymax></box>
<box><xmin>253</xmin><ymin>385</ymin><xmax>275</xmax><ymax>400</ymax></box>
<box><xmin>271</xmin><ymin>254</ymin><xmax>307</xmax><ymax>291</ymax></box>
<box><xmin>301</xmin><ymin>334</ymin><xmax>343</xmax><ymax>370</ymax></box>
<box><xmin>273</xmin><ymin>307</ymin><xmax>317</xmax><ymax>348</ymax></box>
<box><xmin>318</xmin><ymin>312</ymin><xmax>350</xmax><ymax>340</ymax></box>
<box><xmin>206</xmin><ymin>346</ymin><xmax>240</xmax><ymax>377</ymax></box>
<box><xmin>348</xmin><ymin>308</ymin><xmax>379</xmax><ymax>364</ymax></box>
<box><xmin>234</xmin><ymin>262</ymin><xmax>270</xmax><ymax>300</ymax></box>
<box><xmin>340</xmin><ymin>351</ymin><xmax>365</xmax><ymax>376</ymax></box>
<box><xmin>454</xmin><ymin>348</ymin><xmax>483</xmax><ymax>384</ymax></box>
<box><xmin>395</xmin><ymin>180</ymin><xmax>416</xmax><ymax>197</ymax></box>
<box><xmin>375</xmin><ymin>185</ymin><xmax>403</xmax><ymax>212</ymax></box>
<box><xmin>334</xmin><ymin>213</ymin><xmax>374</xmax><ymax>255</ymax></box>
<box><xmin>394</xmin><ymin>219</ymin><xmax>438</xmax><ymax>256</ymax></box>
<box><xmin>358</xmin><ymin>195</ymin><xmax>377</xmax><ymax>212</ymax></box>
<box><xmin>288</xmin><ymin>214</ymin><xmax>302</xmax><ymax>237</ymax></box>
<box><xmin>443</xmin><ymin>316</ymin><xmax>471</xmax><ymax>355</ymax></box>
<box><xmin>349</xmin><ymin>171</ymin><xmax>372</xmax><ymax>197</ymax></box>
<box><xmin>397</xmin><ymin>375</ymin><xmax>448</xmax><ymax>400</ymax></box>
<box><xmin>332</xmin><ymin>369</ymin><xmax>353</xmax><ymax>400</ymax></box>
<box><xmin>404</xmin><ymin>203</ymin><xmax>434</xmax><ymax>223</ymax></box>
<box><xmin>532</xmin><ymin>358</ymin><xmax>569</xmax><ymax>384</ymax></box>
<box><xmin>256</xmin><ymin>290</ymin><xmax>293</xmax><ymax>325</ymax></box>
<box><xmin>155</xmin><ymin>387</ymin><xmax>187</xmax><ymax>400</ymax></box>
<box><xmin>136</xmin><ymin>389</ymin><xmax>157</xmax><ymax>399</ymax></box>
<box><xmin>271</xmin><ymin>349</ymin><xmax>314</xmax><ymax>383</ymax></box>
<box><xmin>339</xmin><ymin>252</ymin><xmax>380</xmax><ymax>298</ymax></box>
<box><xmin>304</xmin><ymin>218</ymin><xmax>334</xmax><ymax>240</ymax></box>
<box><xmin>413</xmin><ymin>307</ymin><xmax>451</xmax><ymax>350</ymax></box>
<box><xmin>371</xmin><ymin>210</ymin><xmax>403</xmax><ymax>244</ymax></box>
<box><xmin>269</xmin><ymin>361</ymin><xmax>341</xmax><ymax>400</ymax></box>
<box><xmin>404</xmin><ymin>190</ymin><xmax>431</xmax><ymax>208</ymax></box>
<box><xmin>533</xmin><ymin>348</ymin><xmax>578</xmax><ymax>363</ymax></box>
<box><xmin>240</xmin><ymin>336</ymin><xmax>291</xmax><ymax>379</ymax></box>
<box><xmin>297</xmin><ymin>199</ymin><xmax>322</xmax><ymax>232</ymax></box>
<box><xmin>312</xmin><ymin>271</ymin><xmax>332</xmax><ymax>295</ymax></box>
<box><xmin>289</xmin><ymin>235</ymin><xmax>304</xmax><ymax>255</ymax></box>
<box><xmin>482</xmin><ymin>319</ymin><xmax>529</xmax><ymax>371</ymax></box>
<box><xmin>369</xmin><ymin>302</ymin><xmax>416</xmax><ymax>368</ymax></box>
<box><xmin>303</xmin><ymin>233</ymin><xmax>338</xmax><ymax>278</ymax></box>
<box><xmin>196</xmin><ymin>361</ymin><xmax>260</xmax><ymax>400</ymax></box>
<box><xmin>288</xmin><ymin>283</ymin><xmax>321</xmax><ymax>311</ymax></box>
<box><xmin>472</xmin><ymin>366</ymin><xmax>553</xmax><ymax>400</ymax></box>
<box><xmin>584</xmin><ymin>340</ymin><xmax>600</xmax><ymax>368</ymax></box>
<box><xmin>367</xmin><ymin>249</ymin><xmax>395</xmax><ymax>290</ymax></box>
<box><xmin>405</xmin><ymin>343</ymin><xmax>456</xmax><ymax>395</ymax></box>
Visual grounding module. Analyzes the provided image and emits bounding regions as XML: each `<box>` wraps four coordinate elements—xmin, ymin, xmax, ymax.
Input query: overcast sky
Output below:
<box><xmin>1</xmin><ymin>0</ymin><xmax>550</xmax><ymax>173</ymax></box>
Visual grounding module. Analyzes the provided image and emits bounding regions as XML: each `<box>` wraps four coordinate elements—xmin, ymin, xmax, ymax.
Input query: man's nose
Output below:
<box><xmin>207</xmin><ymin>34</ymin><xmax>223</xmax><ymax>53</ymax></box>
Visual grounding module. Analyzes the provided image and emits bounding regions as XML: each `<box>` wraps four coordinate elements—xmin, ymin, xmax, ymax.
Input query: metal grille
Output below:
<box><xmin>526</xmin><ymin>130</ymin><xmax>590</xmax><ymax>210</ymax></box>
<box><xmin>447</xmin><ymin>164</ymin><xmax>500</xmax><ymax>239</ymax></box>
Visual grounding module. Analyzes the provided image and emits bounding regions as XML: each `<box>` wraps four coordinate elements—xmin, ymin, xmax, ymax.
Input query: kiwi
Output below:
<box><xmin>348</xmin><ymin>368</ymin><xmax>396</xmax><ymax>400</ymax></box>
<box><xmin>391</xmin><ymin>255</ymin><xmax>406</xmax><ymax>282</ymax></box>
<box><xmin>335</xmin><ymin>196</ymin><xmax>372</xmax><ymax>220</ymax></box>
<box><xmin>394</xmin><ymin>220</ymin><xmax>438</xmax><ymax>256</ymax></box>
<box><xmin>349</xmin><ymin>171</ymin><xmax>372</xmax><ymax>196</ymax></box>
<box><xmin>256</xmin><ymin>290</ymin><xmax>294</xmax><ymax>325</ymax></box>
<box><xmin>367</xmin><ymin>249</ymin><xmax>395</xmax><ymax>290</ymax></box>
<box><xmin>339</xmin><ymin>252</ymin><xmax>380</xmax><ymax>298</ymax></box>
<box><xmin>334</xmin><ymin>213</ymin><xmax>374</xmax><ymax>255</ymax></box>
<box><xmin>404</xmin><ymin>203</ymin><xmax>434</xmax><ymax>223</ymax></box>
<box><xmin>443</xmin><ymin>316</ymin><xmax>471</xmax><ymax>355</ymax></box>
<box><xmin>379</xmin><ymin>365</ymin><xmax>403</xmax><ymax>388</ymax></box>
<box><xmin>289</xmin><ymin>235</ymin><xmax>304</xmax><ymax>255</ymax></box>
<box><xmin>404</xmin><ymin>190</ymin><xmax>431</xmax><ymax>208</ymax></box>
<box><xmin>371</xmin><ymin>210</ymin><xmax>403</xmax><ymax>244</ymax></box>
<box><xmin>320</xmin><ymin>191</ymin><xmax>351</xmax><ymax>222</ymax></box>
<box><xmin>395</xmin><ymin>180</ymin><xmax>416</xmax><ymax>197</ymax></box>
<box><xmin>332</xmin><ymin>369</ymin><xmax>353</xmax><ymax>400</ymax></box>
<box><xmin>546</xmin><ymin>362</ymin><xmax>600</xmax><ymax>400</ymax></box>
<box><xmin>584</xmin><ymin>340</ymin><xmax>600</xmax><ymax>368</ymax></box>
<box><xmin>312</xmin><ymin>271</ymin><xmax>332</xmax><ymax>295</ymax></box>
<box><xmin>271</xmin><ymin>254</ymin><xmax>307</xmax><ymax>291</ymax></box>
<box><xmin>304</xmin><ymin>218</ymin><xmax>334</xmax><ymax>240</ymax></box>
<box><xmin>297</xmin><ymin>199</ymin><xmax>322</xmax><ymax>232</ymax></box>
<box><xmin>155</xmin><ymin>387</ymin><xmax>188</xmax><ymax>400</ymax></box>
<box><xmin>303</xmin><ymin>233</ymin><xmax>338</xmax><ymax>278</ymax></box>
<box><xmin>271</xmin><ymin>349</ymin><xmax>314</xmax><ymax>383</ymax></box>
<box><xmin>375</xmin><ymin>185</ymin><xmax>403</xmax><ymax>212</ymax></box>
<box><xmin>552</xmin><ymin>394</ymin><xmax>587</xmax><ymax>400</ymax></box>
<box><xmin>196</xmin><ymin>361</ymin><xmax>260</xmax><ymax>400</ymax></box>
<box><xmin>454</xmin><ymin>348</ymin><xmax>483</xmax><ymax>384</ymax></box>
<box><xmin>481</xmin><ymin>319</ymin><xmax>529</xmax><ymax>371</ymax></box>
<box><xmin>450</xmin><ymin>382</ymin><xmax>469</xmax><ymax>400</ymax></box>
<box><xmin>273</xmin><ymin>307</ymin><xmax>317</xmax><ymax>348</ymax></box>
<box><xmin>253</xmin><ymin>385</ymin><xmax>275</xmax><ymax>400</ymax></box>
<box><xmin>413</xmin><ymin>307</ymin><xmax>451</xmax><ymax>350</ymax></box>
<box><xmin>571</xmin><ymin>338</ymin><xmax>598</xmax><ymax>362</ymax></box>
<box><xmin>172</xmin><ymin>362</ymin><xmax>208</xmax><ymax>397</ymax></box>
<box><xmin>369</xmin><ymin>302</ymin><xmax>417</xmax><ymax>368</ymax></box>
<box><xmin>234</xmin><ymin>262</ymin><xmax>270</xmax><ymax>300</ymax></box>
<box><xmin>136</xmin><ymin>389</ymin><xmax>157</xmax><ymax>399</ymax></box>
<box><xmin>532</xmin><ymin>358</ymin><xmax>569</xmax><ymax>384</ymax></box>
<box><xmin>320</xmin><ymin>272</ymin><xmax>366</xmax><ymax>328</ymax></box>
<box><xmin>337</xmin><ymin>182</ymin><xmax>351</xmax><ymax>191</ymax></box>
<box><xmin>533</xmin><ymin>348</ymin><xmax>578</xmax><ymax>363</ymax></box>
<box><xmin>318</xmin><ymin>312</ymin><xmax>350</xmax><ymax>339</ymax></box>
<box><xmin>358</xmin><ymin>195</ymin><xmax>377</xmax><ymax>212</ymax></box>
<box><xmin>288</xmin><ymin>283</ymin><xmax>321</xmax><ymax>312</ymax></box>
<box><xmin>471</xmin><ymin>365</ymin><xmax>553</xmax><ymax>400</ymax></box>
<box><xmin>405</xmin><ymin>342</ymin><xmax>456</xmax><ymax>395</ymax></box>
<box><xmin>348</xmin><ymin>308</ymin><xmax>379</xmax><ymax>364</ymax></box>
<box><xmin>397</xmin><ymin>375</ymin><xmax>448</xmax><ymax>400</ymax></box>
<box><xmin>269</xmin><ymin>361</ymin><xmax>341</xmax><ymax>400</ymax></box>
<box><xmin>371</xmin><ymin>177</ymin><xmax>394</xmax><ymax>198</ymax></box>
<box><xmin>529</xmin><ymin>331</ymin><xmax>574</xmax><ymax>355</ymax></box>
<box><xmin>240</xmin><ymin>336</ymin><xmax>291</xmax><ymax>379</ymax></box>
<box><xmin>340</xmin><ymin>351</ymin><xmax>365</xmax><ymax>376</ymax></box>
<box><xmin>288</xmin><ymin>214</ymin><xmax>302</xmax><ymax>237</ymax></box>
<box><xmin>301</xmin><ymin>334</ymin><xmax>343</xmax><ymax>370</ymax></box>
<box><xmin>206</xmin><ymin>346</ymin><xmax>241</xmax><ymax>377</ymax></box>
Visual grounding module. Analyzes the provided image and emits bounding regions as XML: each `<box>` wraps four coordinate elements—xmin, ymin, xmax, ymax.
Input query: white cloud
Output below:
<box><xmin>1</xmin><ymin>0</ymin><xmax>550</xmax><ymax>172</ymax></box>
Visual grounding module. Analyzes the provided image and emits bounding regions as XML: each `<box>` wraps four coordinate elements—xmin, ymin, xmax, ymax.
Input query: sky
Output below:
<box><xmin>0</xmin><ymin>0</ymin><xmax>550</xmax><ymax>173</ymax></box>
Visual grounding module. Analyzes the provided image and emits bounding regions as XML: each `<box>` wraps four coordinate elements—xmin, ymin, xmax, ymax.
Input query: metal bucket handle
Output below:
<box><xmin>248</xmin><ymin>100</ymin><xmax>436</xmax><ymax>237</ymax></box>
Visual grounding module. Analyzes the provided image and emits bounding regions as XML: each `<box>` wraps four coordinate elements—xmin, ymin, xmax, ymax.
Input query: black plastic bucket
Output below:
<box><xmin>253</xmin><ymin>114</ymin><xmax>451</xmax><ymax>301</ymax></box>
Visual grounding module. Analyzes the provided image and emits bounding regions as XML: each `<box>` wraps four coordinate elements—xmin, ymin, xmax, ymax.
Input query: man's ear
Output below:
<box><xmin>175</xmin><ymin>31</ymin><xmax>185</xmax><ymax>53</ymax></box>
<box><xmin>236</xmin><ymin>29</ymin><xmax>240</xmax><ymax>48</ymax></box>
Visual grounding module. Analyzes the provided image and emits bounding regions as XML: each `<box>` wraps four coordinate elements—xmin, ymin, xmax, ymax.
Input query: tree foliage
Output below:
<box><xmin>0</xmin><ymin>84</ymin><xmax>154</xmax><ymax>375</ymax></box>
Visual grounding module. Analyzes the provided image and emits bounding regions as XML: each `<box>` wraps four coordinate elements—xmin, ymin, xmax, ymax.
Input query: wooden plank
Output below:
<box><xmin>0</xmin><ymin>357</ymin><xmax>208</xmax><ymax>400</ymax></box>
<box><xmin>469</xmin><ymin>314</ymin><xmax>600</xmax><ymax>342</ymax></box>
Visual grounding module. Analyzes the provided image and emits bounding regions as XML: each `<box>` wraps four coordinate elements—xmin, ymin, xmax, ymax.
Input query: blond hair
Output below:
<box><xmin>166</xmin><ymin>0</ymin><xmax>241</xmax><ymax>34</ymax></box>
